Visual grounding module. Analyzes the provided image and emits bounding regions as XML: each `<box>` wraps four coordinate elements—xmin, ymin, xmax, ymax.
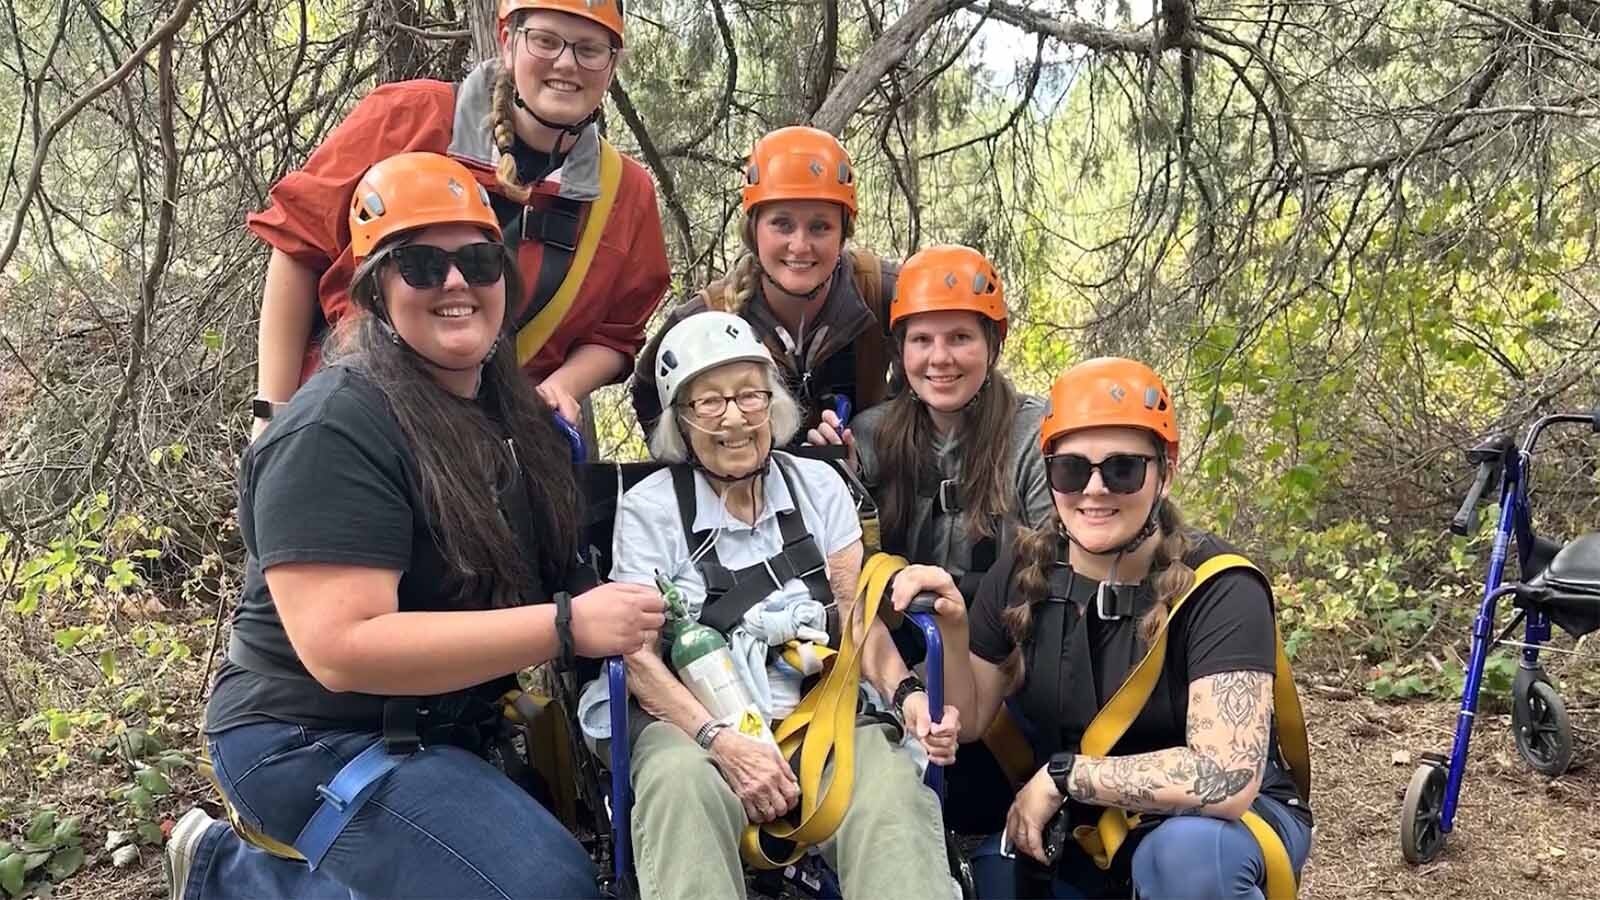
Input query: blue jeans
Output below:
<box><xmin>186</xmin><ymin>722</ymin><xmax>598</xmax><ymax>899</ymax></box>
<box><xmin>970</xmin><ymin>794</ymin><xmax>1313</xmax><ymax>899</ymax></box>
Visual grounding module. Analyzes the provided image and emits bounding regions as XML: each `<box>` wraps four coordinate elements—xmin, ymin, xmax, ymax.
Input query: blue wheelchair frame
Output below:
<box><xmin>564</xmin><ymin>416</ymin><xmax>956</xmax><ymax>896</ymax></box>
<box><xmin>1400</xmin><ymin>411</ymin><xmax>1595</xmax><ymax>863</ymax></box>
<box><xmin>601</xmin><ymin>609</ymin><xmax>949</xmax><ymax>895</ymax></box>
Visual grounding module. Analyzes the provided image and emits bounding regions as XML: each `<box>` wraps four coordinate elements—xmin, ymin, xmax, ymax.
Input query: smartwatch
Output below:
<box><xmin>1047</xmin><ymin>751</ymin><xmax>1077</xmax><ymax>798</ymax></box>
<box><xmin>251</xmin><ymin>398</ymin><xmax>284</xmax><ymax>420</ymax></box>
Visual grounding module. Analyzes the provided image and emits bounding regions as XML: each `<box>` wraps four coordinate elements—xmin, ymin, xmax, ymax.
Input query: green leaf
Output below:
<box><xmin>136</xmin><ymin>823</ymin><xmax>164</xmax><ymax>846</ymax></box>
<box><xmin>21</xmin><ymin>853</ymin><xmax>49</xmax><ymax>873</ymax></box>
<box><xmin>52</xmin><ymin>628</ymin><xmax>88</xmax><ymax>651</ymax></box>
<box><xmin>25</xmin><ymin>812</ymin><xmax>56</xmax><ymax>845</ymax></box>
<box><xmin>124</xmin><ymin>786</ymin><xmax>154</xmax><ymax>818</ymax></box>
<box><xmin>135</xmin><ymin>768</ymin><xmax>172</xmax><ymax>796</ymax></box>
<box><xmin>52</xmin><ymin>818</ymin><xmax>80</xmax><ymax>846</ymax></box>
<box><xmin>15</xmin><ymin>581</ymin><xmax>40</xmax><ymax>616</ymax></box>
<box><xmin>99</xmin><ymin>650</ymin><xmax>117</xmax><ymax>682</ymax></box>
<box><xmin>0</xmin><ymin>853</ymin><xmax>25</xmax><ymax>897</ymax></box>
<box><xmin>148</xmin><ymin>448</ymin><xmax>165</xmax><ymax>466</ymax></box>
<box><xmin>47</xmin><ymin>715</ymin><xmax>71</xmax><ymax>742</ymax></box>
<box><xmin>201</xmin><ymin>330</ymin><xmax>222</xmax><ymax>351</ymax></box>
<box><xmin>45</xmin><ymin>846</ymin><xmax>83</xmax><ymax>881</ymax></box>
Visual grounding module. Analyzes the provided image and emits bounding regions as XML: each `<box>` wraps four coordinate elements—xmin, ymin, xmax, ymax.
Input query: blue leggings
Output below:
<box><xmin>971</xmin><ymin>795</ymin><xmax>1312</xmax><ymax>899</ymax></box>
<box><xmin>186</xmin><ymin>721</ymin><xmax>598</xmax><ymax>900</ymax></box>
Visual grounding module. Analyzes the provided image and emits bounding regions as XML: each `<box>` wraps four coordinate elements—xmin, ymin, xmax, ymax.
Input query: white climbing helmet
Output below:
<box><xmin>654</xmin><ymin>311</ymin><xmax>775</xmax><ymax>412</ymax></box>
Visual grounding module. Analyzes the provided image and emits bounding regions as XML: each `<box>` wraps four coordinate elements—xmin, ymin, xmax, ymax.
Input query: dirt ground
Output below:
<box><xmin>50</xmin><ymin>681</ymin><xmax>1599</xmax><ymax>900</ymax></box>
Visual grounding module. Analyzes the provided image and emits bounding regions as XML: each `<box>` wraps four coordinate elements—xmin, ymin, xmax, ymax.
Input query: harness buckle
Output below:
<box><xmin>314</xmin><ymin>783</ymin><xmax>349</xmax><ymax>812</ymax></box>
<box><xmin>520</xmin><ymin>203</ymin><xmax>581</xmax><ymax>252</ymax></box>
<box><xmin>937</xmin><ymin>478</ymin><xmax>962</xmax><ymax>515</ymax></box>
<box><xmin>1095</xmin><ymin>582</ymin><xmax>1125</xmax><ymax>621</ymax></box>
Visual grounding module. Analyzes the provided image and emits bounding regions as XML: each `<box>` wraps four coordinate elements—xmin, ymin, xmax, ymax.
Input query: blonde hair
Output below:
<box><xmin>489</xmin><ymin>61</ymin><xmax>535</xmax><ymax>205</ymax></box>
<box><xmin>700</xmin><ymin>253</ymin><xmax>762</xmax><ymax>314</ymax></box>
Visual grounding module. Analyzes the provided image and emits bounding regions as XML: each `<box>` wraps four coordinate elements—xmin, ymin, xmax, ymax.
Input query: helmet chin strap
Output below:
<box><xmin>1059</xmin><ymin>495</ymin><xmax>1164</xmax><ymax>615</ymax></box>
<box><xmin>376</xmin><ymin>316</ymin><xmax>496</xmax><ymax>387</ymax></box>
<box><xmin>513</xmin><ymin>93</ymin><xmax>595</xmax><ymax>148</ymax></box>
<box><xmin>760</xmin><ymin>267</ymin><xmax>831</xmax><ymax>304</ymax></box>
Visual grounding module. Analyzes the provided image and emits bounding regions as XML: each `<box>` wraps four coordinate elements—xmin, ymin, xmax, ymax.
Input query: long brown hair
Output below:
<box><xmin>999</xmin><ymin>453</ymin><xmax>1195</xmax><ymax>685</ymax></box>
<box><xmin>330</xmin><ymin>238</ymin><xmax>581</xmax><ymax>609</ymax></box>
<box><xmin>876</xmin><ymin>319</ymin><xmax>1016</xmax><ymax>550</ymax></box>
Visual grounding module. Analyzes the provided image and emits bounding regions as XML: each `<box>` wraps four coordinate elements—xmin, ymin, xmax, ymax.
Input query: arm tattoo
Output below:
<box><xmin>1071</xmin><ymin>671</ymin><xmax>1273</xmax><ymax>817</ymax></box>
<box><xmin>1211</xmin><ymin>671</ymin><xmax>1265</xmax><ymax>729</ymax></box>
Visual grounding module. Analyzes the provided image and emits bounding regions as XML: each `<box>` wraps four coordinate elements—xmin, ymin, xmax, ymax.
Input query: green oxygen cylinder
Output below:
<box><xmin>655</xmin><ymin>571</ymin><xmax>777</xmax><ymax>746</ymax></box>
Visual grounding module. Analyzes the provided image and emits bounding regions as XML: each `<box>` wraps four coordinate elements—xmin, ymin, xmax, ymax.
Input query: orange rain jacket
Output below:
<box><xmin>246</xmin><ymin>61</ymin><xmax>670</xmax><ymax>383</ymax></box>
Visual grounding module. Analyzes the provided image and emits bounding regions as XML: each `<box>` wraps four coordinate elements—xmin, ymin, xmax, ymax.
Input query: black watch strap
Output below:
<box><xmin>252</xmin><ymin>398</ymin><xmax>284</xmax><ymax>420</ymax></box>
<box><xmin>553</xmin><ymin>591</ymin><xmax>577</xmax><ymax>670</ymax></box>
<box><xmin>1048</xmin><ymin>751</ymin><xmax>1077</xmax><ymax>796</ymax></box>
<box><xmin>891</xmin><ymin>673</ymin><xmax>926</xmax><ymax>713</ymax></box>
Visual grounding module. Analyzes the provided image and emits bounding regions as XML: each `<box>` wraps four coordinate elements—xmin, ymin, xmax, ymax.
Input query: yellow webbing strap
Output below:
<box><xmin>739</xmin><ymin>551</ymin><xmax>906</xmax><ymax>869</ymax></box>
<box><xmin>197</xmin><ymin>747</ymin><xmax>306</xmax><ymax>862</ymax></box>
<box><xmin>1068</xmin><ymin>554</ymin><xmax>1307</xmax><ymax>900</ymax></box>
<box><xmin>515</xmin><ymin>139</ymin><xmax>623</xmax><ymax>367</ymax></box>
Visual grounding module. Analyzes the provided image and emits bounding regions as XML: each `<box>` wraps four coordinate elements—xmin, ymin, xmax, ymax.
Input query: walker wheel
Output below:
<box><xmin>1513</xmin><ymin>680</ymin><xmax>1574</xmax><ymax>776</ymax></box>
<box><xmin>1399</xmin><ymin>762</ymin><xmax>1448</xmax><ymax>865</ymax></box>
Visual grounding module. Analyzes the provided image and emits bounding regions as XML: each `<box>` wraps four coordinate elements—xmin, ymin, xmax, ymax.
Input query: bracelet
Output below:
<box><xmin>553</xmin><ymin>591</ymin><xmax>576</xmax><ymax>670</ymax></box>
<box><xmin>891</xmin><ymin>673</ymin><xmax>927</xmax><ymax>714</ymax></box>
<box><xmin>694</xmin><ymin>719</ymin><xmax>729</xmax><ymax>751</ymax></box>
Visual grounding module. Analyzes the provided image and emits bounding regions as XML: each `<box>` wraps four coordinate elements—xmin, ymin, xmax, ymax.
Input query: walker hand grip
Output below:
<box><xmin>1451</xmin><ymin>461</ymin><xmax>1494</xmax><ymax>537</ymax></box>
<box><xmin>905</xmin><ymin>591</ymin><xmax>940</xmax><ymax>615</ymax></box>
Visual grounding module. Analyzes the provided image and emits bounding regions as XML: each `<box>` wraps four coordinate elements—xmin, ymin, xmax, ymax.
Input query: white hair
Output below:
<box><xmin>648</xmin><ymin>364</ymin><xmax>802</xmax><ymax>463</ymax></box>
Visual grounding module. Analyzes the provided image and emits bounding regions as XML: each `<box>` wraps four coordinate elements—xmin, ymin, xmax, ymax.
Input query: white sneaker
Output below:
<box><xmin>164</xmin><ymin>808</ymin><xmax>216</xmax><ymax>899</ymax></box>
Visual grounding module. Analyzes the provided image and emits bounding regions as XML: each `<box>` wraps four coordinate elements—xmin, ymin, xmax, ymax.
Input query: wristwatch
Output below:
<box><xmin>1047</xmin><ymin>751</ymin><xmax>1077</xmax><ymax>798</ymax></box>
<box><xmin>694</xmin><ymin>720</ymin><xmax>729</xmax><ymax>751</ymax></box>
<box><xmin>891</xmin><ymin>673</ymin><xmax>927</xmax><ymax>714</ymax></box>
<box><xmin>251</xmin><ymin>397</ymin><xmax>285</xmax><ymax>420</ymax></box>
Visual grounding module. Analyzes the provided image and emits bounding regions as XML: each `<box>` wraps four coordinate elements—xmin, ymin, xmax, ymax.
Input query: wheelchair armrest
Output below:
<box><xmin>905</xmin><ymin>610</ymin><xmax>947</xmax><ymax>798</ymax></box>
<box><xmin>606</xmin><ymin>657</ymin><xmax>631</xmax><ymax>886</ymax></box>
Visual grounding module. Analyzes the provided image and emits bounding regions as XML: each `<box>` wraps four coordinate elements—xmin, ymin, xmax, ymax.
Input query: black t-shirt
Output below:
<box><xmin>968</xmin><ymin>534</ymin><xmax>1310</xmax><ymax>820</ymax></box>
<box><xmin>204</xmin><ymin>365</ymin><xmax>550</xmax><ymax>734</ymax></box>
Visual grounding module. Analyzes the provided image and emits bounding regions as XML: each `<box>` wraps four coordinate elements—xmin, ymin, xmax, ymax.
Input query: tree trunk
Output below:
<box><xmin>469</xmin><ymin>0</ymin><xmax>499</xmax><ymax>65</ymax></box>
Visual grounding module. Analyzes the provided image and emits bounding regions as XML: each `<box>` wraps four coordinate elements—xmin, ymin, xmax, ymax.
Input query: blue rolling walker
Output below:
<box><xmin>1398</xmin><ymin>410</ymin><xmax>1600</xmax><ymax>864</ymax></box>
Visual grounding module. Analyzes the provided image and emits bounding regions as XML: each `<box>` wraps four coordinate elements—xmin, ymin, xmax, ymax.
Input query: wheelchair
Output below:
<box><xmin>1398</xmin><ymin>409</ymin><xmax>1600</xmax><ymax>864</ymax></box>
<box><xmin>554</xmin><ymin>444</ymin><xmax>975</xmax><ymax>898</ymax></box>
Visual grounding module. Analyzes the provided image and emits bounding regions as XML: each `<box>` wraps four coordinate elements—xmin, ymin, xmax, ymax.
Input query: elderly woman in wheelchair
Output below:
<box><xmin>577</xmin><ymin>311</ymin><xmax>963</xmax><ymax>899</ymax></box>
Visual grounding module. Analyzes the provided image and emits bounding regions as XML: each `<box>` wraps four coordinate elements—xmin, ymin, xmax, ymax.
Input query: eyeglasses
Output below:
<box><xmin>679</xmin><ymin>389</ymin><xmax>773</xmax><ymax>420</ymax></box>
<box><xmin>1044</xmin><ymin>453</ymin><xmax>1155</xmax><ymax>495</ymax></box>
<box><xmin>389</xmin><ymin>242</ymin><xmax>505</xmax><ymax>288</ymax></box>
<box><xmin>517</xmin><ymin>28</ymin><xmax>618</xmax><ymax>72</ymax></box>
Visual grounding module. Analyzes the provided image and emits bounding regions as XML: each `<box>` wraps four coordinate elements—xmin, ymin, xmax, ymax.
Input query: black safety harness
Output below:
<box><xmin>668</xmin><ymin>455</ymin><xmax>833</xmax><ymax>635</ymax></box>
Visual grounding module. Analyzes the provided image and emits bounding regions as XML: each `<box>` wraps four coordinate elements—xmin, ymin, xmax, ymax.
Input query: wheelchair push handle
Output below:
<box><xmin>554</xmin><ymin>413</ymin><xmax>586</xmax><ymax>464</ymax></box>
<box><xmin>1451</xmin><ymin>460</ymin><xmax>1496</xmax><ymax>537</ymax></box>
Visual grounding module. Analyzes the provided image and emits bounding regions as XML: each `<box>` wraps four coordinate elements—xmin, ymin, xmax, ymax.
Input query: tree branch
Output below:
<box><xmin>811</xmin><ymin>0</ymin><xmax>976</xmax><ymax>134</ymax></box>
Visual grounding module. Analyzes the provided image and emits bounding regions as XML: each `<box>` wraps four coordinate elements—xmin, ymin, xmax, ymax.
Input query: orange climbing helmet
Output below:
<box><xmin>889</xmin><ymin>244</ymin><xmax>1007</xmax><ymax>341</ymax></box>
<box><xmin>498</xmin><ymin>0</ymin><xmax>624</xmax><ymax>46</ymax></box>
<box><xmin>741</xmin><ymin>126</ymin><xmax>857</xmax><ymax>217</ymax></box>
<box><xmin>348</xmin><ymin>153</ymin><xmax>500</xmax><ymax>259</ymax></box>
<box><xmin>1040</xmin><ymin>357</ymin><xmax>1179</xmax><ymax>461</ymax></box>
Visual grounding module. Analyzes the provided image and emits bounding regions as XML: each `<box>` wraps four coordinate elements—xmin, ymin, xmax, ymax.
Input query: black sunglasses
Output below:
<box><xmin>1044</xmin><ymin>453</ymin><xmax>1155</xmax><ymax>495</ymax></box>
<box><xmin>389</xmin><ymin>242</ymin><xmax>505</xmax><ymax>288</ymax></box>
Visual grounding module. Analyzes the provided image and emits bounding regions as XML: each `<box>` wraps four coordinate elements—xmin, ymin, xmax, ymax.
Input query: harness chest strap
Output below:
<box><xmin>1070</xmin><ymin>553</ymin><xmax>1310</xmax><ymax>900</ymax></box>
<box><xmin>669</xmin><ymin>458</ymin><xmax>833</xmax><ymax>634</ymax></box>
<box><xmin>514</xmin><ymin>139</ymin><xmax>623</xmax><ymax>367</ymax></box>
<box><xmin>739</xmin><ymin>551</ymin><xmax>907</xmax><ymax>869</ymax></box>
